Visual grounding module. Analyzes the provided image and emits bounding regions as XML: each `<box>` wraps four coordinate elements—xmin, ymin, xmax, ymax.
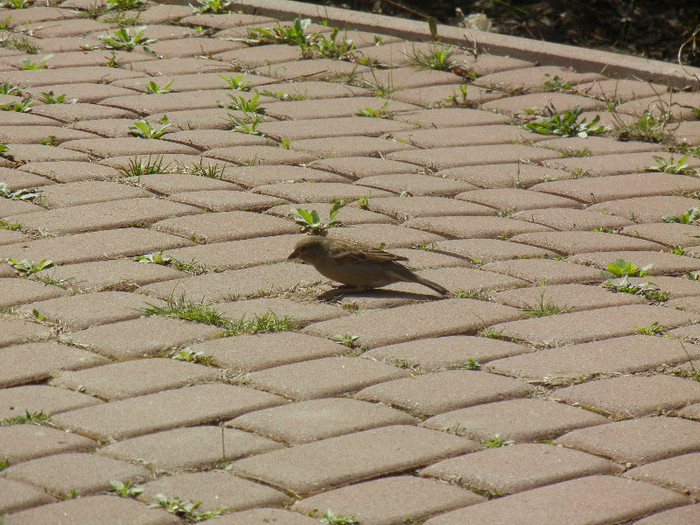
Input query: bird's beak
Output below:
<box><xmin>288</xmin><ymin>249</ymin><xmax>299</xmax><ymax>260</ymax></box>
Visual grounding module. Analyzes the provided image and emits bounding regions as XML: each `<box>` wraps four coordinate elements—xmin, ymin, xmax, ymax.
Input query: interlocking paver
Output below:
<box><xmin>0</xmin><ymin>342</ymin><xmax>108</xmax><ymax>388</ymax></box>
<box><xmin>420</xmin><ymin>443</ymin><xmax>622</xmax><ymax>496</ymax></box>
<box><xmin>634</xmin><ymin>504</ymin><xmax>700</xmax><ymax>525</ymax></box>
<box><xmin>2</xmin><ymin>453</ymin><xmax>150</xmax><ymax>497</ymax></box>
<box><xmin>0</xmin><ymin>384</ymin><xmax>102</xmax><ymax>419</ymax></box>
<box><xmin>356</xmin><ymin>370</ymin><xmax>533</xmax><ymax>416</ymax></box>
<box><xmin>292</xmin><ymin>476</ymin><xmax>484</xmax><ymax>524</ymax></box>
<box><xmin>228</xmin><ymin>397</ymin><xmax>418</xmax><ymax>444</ymax></box>
<box><xmin>624</xmin><ymin>453</ymin><xmax>700</xmax><ymax>498</ymax></box>
<box><xmin>2</xmin><ymin>495</ymin><xmax>180</xmax><ymax>525</ymax></box>
<box><xmin>487</xmin><ymin>335</ymin><xmax>700</xmax><ymax>385</ymax></box>
<box><xmin>423</xmin><ymin>476</ymin><xmax>689</xmax><ymax>525</ymax></box>
<box><xmin>554</xmin><ymin>417</ymin><xmax>700</xmax><ymax>464</ymax></box>
<box><xmin>2</xmin><ymin>2</ymin><xmax>700</xmax><ymax>522</ymax></box>
<box><xmin>52</xmin><ymin>383</ymin><xmax>285</xmax><ymax>440</ymax></box>
<box><xmin>421</xmin><ymin>398</ymin><xmax>609</xmax><ymax>442</ymax></box>
<box><xmin>230</xmin><ymin>425</ymin><xmax>478</xmax><ymax>495</ymax></box>
<box><xmin>99</xmin><ymin>426</ymin><xmax>283</xmax><ymax>472</ymax></box>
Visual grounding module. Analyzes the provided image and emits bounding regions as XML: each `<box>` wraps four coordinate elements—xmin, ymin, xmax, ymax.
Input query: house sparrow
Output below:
<box><xmin>288</xmin><ymin>236</ymin><xmax>449</xmax><ymax>295</ymax></box>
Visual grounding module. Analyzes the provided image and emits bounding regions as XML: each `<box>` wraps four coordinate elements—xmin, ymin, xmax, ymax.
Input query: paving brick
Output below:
<box><xmin>102</xmin><ymin>89</ymin><xmax>247</xmax><ymax>115</ymax></box>
<box><xmin>383</xmin><ymin>266</ymin><xmax>525</xmax><ymax>297</ymax></box>
<box><xmin>356</xmin><ymin>173</ymin><xmax>476</xmax><ymax>197</ymax></box>
<box><xmin>0</xmin><ymin>198</ymin><xmax>42</xmax><ymax>217</ymax></box>
<box><xmin>167</xmin><ymin>189</ymin><xmax>284</xmax><ymax>212</ymax></box>
<box><xmin>0</xmin><ymin>319</ymin><xmax>53</xmax><ymax>347</ymax></box>
<box><xmin>271</xmin><ymin>203</ymin><xmax>397</xmax><ymax>228</ymax></box>
<box><xmin>2</xmin><ymin>453</ymin><xmax>150</xmax><ymax>497</ymax></box>
<box><xmin>212</xmin><ymin>297</ymin><xmax>349</xmax><ymax>326</ymax></box>
<box><xmin>19</xmin><ymin>161</ymin><xmax>123</xmax><ymax>183</ymax></box>
<box><xmin>0</xmin><ymin>278</ymin><xmax>68</xmax><ymax>307</ymax></box>
<box><xmin>293</xmin><ymin>476</ymin><xmax>484</xmax><ymax>524</ymax></box>
<box><xmin>587</xmin><ymin>195</ymin><xmax>700</xmax><ymax>223</ymax></box>
<box><xmin>50</xmin><ymin>358</ymin><xmax>221</xmax><ymax>400</ymax></box>
<box><xmin>2</xmin><ymin>494</ymin><xmax>180</xmax><ymax>525</ymax></box>
<box><xmin>260</xmin><ymin>96</ymin><xmax>416</xmax><ymax>121</ymax></box>
<box><xmin>32</xmin><ymin>103</ymin><xmax>137</xmax><ymax>123</ymax></box>
<box><xmin>222</xmin><ymin>164</ymin><xmax>348</xmax><ymax>187</ymax></box>
<box><xmin>390</xmin><ymin>125</ymin><xmax>550</xmax><ymax>150</ymax></box>
<box><xmin>164</xmin><ymin>128</ymin><xmax>273</xmax><ymax>149</ymax></box>
<box><xmin>61</xmin><ymin>136</ymin><xmax>200</xmax><ymax>158</ymax></box>
<box><xmin>624</xmin><ymin>452</ymin><xmax>700</xmax><ymax>498</ymax></box>
<box><xmin>434</xmin><ymin>238</ymin><xmax>553</xmax><ymax>263</ymax></box>
<box><xmin>621</xmin><ymin>223</ymin><xmax>700</xmax><ymax>249</ymax></box>
<box><xmin>247</xmin><ymin>356</ymin><xmax>410</xmax><ymax>400</ymax></box>
<box><xmin>493</xmin><ymin>282</ymin><xmax>646</xmax><ymax>312</ymax></box>
<box><xmin>457</xmin><ymin>188</ymin><xmax>582</xmax><ymax>212</ymax></box>
<box><xmin>387</xmin><ymin>144</ymin><xmax>560</xmax><ymax>171</ymax></box>
<box><xmin>141</xmin><ymin>470</ymin><xmax>290</xmax><ymax>513</ymax></box>
<box><xmin>0</xmin><ymin>125</ymin><xmax>96</xmax><ymax>145</ymax></box>
<box><xmin>423</xmin><ymin>475</ymin><xmax>689</xmax><ymax>525</ymax></box>
<box><xmin>0</xmin><ymin>478</ymin><xmax>55</xmax><ymax>514</ymax></box>
<box><xmin>17</xmin><ymin>291</ymin><xmax>164</xmax><ymax>331</ymax></box>
<box><xmin>486</xmin><ymin>335</ymin><xmax>700</xmax><ymax>385</ymax></box>
<box><xmin>291</xmin><ymin>135</ymin><xmax>413</xmax><ymax>158</ymax></box>
<box><xmin>634</xmin><ymin>504</ymin><xmax>700</xmax><ymax>525</ymax></box>
<box><xmin>64</xmin><ymin>317</ymin><xmax>221</xmax><ymax>360</ymax></box>
<box><xmin>0</xmin><ymin>425</ymin><xmax>97</xmax><ymax>464</ymax></box>
<box><xmin>554</xmin><ymin>417</ymin><xmax>700</xmax><ymax>464</ymax></box>
<box><xmin>212</xmin><ymin>508</ymin><xmax>318</xmax><ymax>524</ymax></box>
<box><xmin>482</xmin><ymin>92</ymin><xmax>601</xmax><ymax>115</ymax></box>
<box><xmin>303</xmin><ymin>298</ymin><xmax>521</xmax><ymax>349</ymax></box>
<box><xmin>325</xmin><ymin>223</ymin><xmax>445</xmax><ymax>248</ymax></box>
<box><xmin>190</xmin><ymin>331</ymin><xmax>348</xmax><ymax>372</ymax></box>
<box><xmin>99</xmin><ymin>426</ymin><xmax>283</xmax><ymax>472</ymax></box>
<box><xmin>531</xmin><ymin>173</ymin><xmax>700</xmax><ymax>204</ymax></box>
<box><xmin>228</xmin><ymin>397</ymin><xmax>418</xmax><ymax>444</ymax></box>
<box><xmin>437</xmin><ymin>162</ymin><xmax>573</xmax><ymax>190</ymax></box>
<box><xmin>6</xmin><ymin>198</ymin><xmax>201</xmax><ymax>235</ymax></box>
<box><xmin>205</xmin><ymin>144</ymin><xmax>317</xmax><ymax>166</ymax></box>
<box><xmin>0</xmin><ymin>384</ymin><xmax>102</xmax><ymax>419</ymax></box>
<box><xmin>0</xmin><ymin>65</ymin><xmax>141</xmax><ymax>88</ymax></box>
<box><xmin>568</xmin><ymin>250</ymin><xmax>700</xmax><ymax>276</ymax></box>
<box><xmin>489</xmin><ymin>304</ymin><xmax>696</xmax><ymax>346</ymax></box>
<box><xmin>138</xmin><ymin>261</ymin><xmax>320</xmax><ymax>301</ymax></box>
<box><xmin>509</xmin><ymin>230</ymin><xmax>665</xmax><ymax>254</ymax></box>
<box><xmin>420</xmin><ymin>443</ymin><xmax>622</xmax><ymax>496</ymax></box>
<box><xmin>512</xmin><ymin>207</ymin><xmax>635</xmax><ymax>231</ymax></box>
<box><xmin>230</xmin><ymin>425</ymin><xmax>477</xmax><ymax>496</ymax></box>
<box><xmin>421</xmin><ymin>398</ymin><xmax>609</xmax><ymax>442</ymax></box>
<box><xmin>552</xmin><ymin>374</ymin><xmax>700</xmax><ymax>418</ymax></box>
<box><xmin>259</xmin><ymin>116</ymin><xmax>412</xmax><ymax>141</ymax></box>
<box><xmin>474</xmin><ymin>65</ymin><xmax>602</xmax><ymax>92</ymax></box>
<box><xmin>365</xmin><ymin>196</ymin><xmax>491</xmax><ymax>221</ymax></box>
<box><xmin>403</xmin><ymin>215</ymin><xmax>551</xmax><ymax>239</ymax></box>
<box><xmin>41</xmin><ymin>259</ymin><xmax>185</xmax><ymax>292</ymax></box>
<box><xmin>254</xmin><ymin>181</ymin><xmax>393</xmax><ymax>202</ymax></box>
<box><xmin>356</xmin><ymin>370</ymin><xmax>532</xmax><ymax>416</ymax></box>
<box><xmin>52</xmin><ymin>383</ymin><xmax>285</xmax><ymax>441</ymax></box>
<box><xmin>308</xmin><ymin>156</ymin><xmax>420</xmax><ymax>179</ymax></box>
<box><xmin>36</xmin><ymin>181</ymin><xmax>151</xmax><ymax>208</ymax></box>
<box><xmin>668</xmin><ymin>323</ymin><xmax>700</xmax><ymax>343</ymax></box>
<box><xmin>0</xmin><ymin>342</ymin><xmax>107</xmax><ymax>388</ymax></box>
<box><xmin>153</xmin><ymin>210</ymin><xmax>295</xmax><ymax>243</ymax></box>
<box><xmin>126</xmin><ymin>173</ymin><xmax>243</xmax><ymax>196</ymax></box>
<box><xmin>480</xmin><ymin>258</ymin><xmax>602</xmax><ymax>285</ymax></box>
<box><xmin>363</xmin><ymin>335</ymin><xmax>529</xmax><ymax>371</ymax></box>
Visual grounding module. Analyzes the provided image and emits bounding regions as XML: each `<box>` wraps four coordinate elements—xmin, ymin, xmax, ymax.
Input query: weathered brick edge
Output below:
<box><xmin>234</xmin><ymin>0</ymin><xmax>700</xmax><ymax>88</ymax></box>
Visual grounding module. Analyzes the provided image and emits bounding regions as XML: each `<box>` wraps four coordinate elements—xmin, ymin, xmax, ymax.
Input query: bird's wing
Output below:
<box><xmin>331</xmin><ymin>244</ymin><xmax>409</xmax><ymax>265</ymax></box>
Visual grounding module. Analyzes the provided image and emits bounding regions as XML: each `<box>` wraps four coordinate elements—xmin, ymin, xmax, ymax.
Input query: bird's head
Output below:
<box><xmin>287</xmin><ymin>236</ymin><xmax>329</xmax><ymax>263</ymax></box>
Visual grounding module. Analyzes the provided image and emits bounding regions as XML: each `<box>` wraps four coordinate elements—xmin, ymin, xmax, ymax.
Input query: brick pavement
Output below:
<box><xmin>0</xmin><ymin>0</ymin><xmax>699</xmax><ymax>523</ymax></box>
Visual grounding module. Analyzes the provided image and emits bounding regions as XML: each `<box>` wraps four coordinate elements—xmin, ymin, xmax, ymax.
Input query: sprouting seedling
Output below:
<box><xmin>19</xmin><ymin>54</ymin><xmax>52</xmax><ymax>69</ymax></box>
<box><xmin>219</xmin><ymin>74</ymin><xmax>250</xmax><ymax>91</ymax></box>
<box><xmin>129</xmin><ymin>116</ymin><xmax>171</xmax><ymax>139</ymax></box>
<box><xmin>356</xmin><ymin>101</ymin><xmax>391</xmax><ymax>118</ymax></box>
<box><xmin>646</xmin><ymin>154</ymin><xmax>692</xmax><ymax>175</ymax></box>
<box><xmin>333</xmin><ymin>333</ymin><xmax>360</xmax><ymax>348</ymax></box>
<box><xmin>8</xmin><ymin>258</ymin><xmax>53</xmax><ymax>276</ymax></box>
<box><xmin>523</xmin><ymin>105</ymin><xmax>605</xmax><ymax>138</ymax></box>
<box><xmin>599</xmin><ymin>258</ymin><xmax>652</xmax><ymax>279</ymax></box>
<box><xmin>99</xmin><ymin>26</ymin><xmax>154</xmax><ymax>51</ymax></box>
<box><xmin>219</xmin><ymin>92</ymin><xmax>262</xmax><ymax>112</ymax></box>
<box><xmin>292</xmin><ymin>200</ymin><xmax>345</xmax><ymax>234</ymax></box>
<box><xmin>39</xmin><ymin>91</ymin><xmax>76</xmax><ymax>104</ymax></box>
<box><xmin>139</xmin><ymin>79</ymin><xmax>174</xmax><ymax>94</ymax></box>
<box><xmin>662</xmin><ymin>207</ymin><xmax>699</xmax><ymax>224</ymax></box>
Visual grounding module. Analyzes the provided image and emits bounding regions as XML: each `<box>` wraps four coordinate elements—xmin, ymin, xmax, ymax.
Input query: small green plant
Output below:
<box><xmin>0</xmin><ymin>219</ymin><xmax>20</xmax><ymax>230</ymax></box>
<box><xmin>117</xmin><ymin>155</ymin><xmax>173</xmax><ymax>177</ymax></box>
<box><xmin>559</xmin><ymin>147</ymin><xmax>591</xmax><ymax>158</ymax></box>
<box><xmin>0</xmin><ymin>97</ymin><xmax>33</xmax><ymax>112</ymax></box>
<box><xmin>686</xmin><ymin>271</ymin><xmax>699</xmax><ymax>281</ymax></box>
<box><xmin>662</xmin><ymin>207</ymin><xmax>700</xmax><ymax>224</ymax></box>
<box><xmin>189</xmin><ymin>0</ymin><xmax>234</xmax><ymax>14</ymax></box>
<box><xmin>281</xmin><ymin>138</ymin><xmax>291</xmax><ymax>149</ymax></box>
<box><xmin>616</xmin><ymin>110</ymin><xmax>671</xmax><ymax>143</ymax></box>
<box><xmin>149</xmin><ymin>494</ymin><xmax>227</xmax><ymax>521</ymax></box>
<box><xmin>100</xmin><ymin>26</ymin><xmax>154</xmax><ymax>51</ymax></box>
<box><xmin>634</xmin><ymin>321</ymin><xmax>666</xmax><ymax>335</ymax></box>
<box><xmin>142</xmin><ymin>293</ymin><xmax>229</xmax><ymax>327</ymax></box>
<box><xmin>134</xmin><ymin>248</ymin><xmax>172</xmax><ymax>265</ymax></box>
<box><xmin>0</xmin><ymin>183</ymin><xmax>41</xmax><ymax>201</ymax></box>
<box><xmin>522</xmin><ymin>293</ymin><xmax>571</xmax><ymax>317</ymax></box>
<box><xmin>0</xmin><ymin>410</ymin><xmax>50</xmax><ymax>426</ymax></box>
<box><xmin>407</xmin><ymin>42</ymin><xmax>454</xmax><ymax>71</ymax></box>
<box><xmin>447</xmin><ymin>84</ymin><xmax>472</xmax><ymax>106</ymax></box>
<box><xmin>0</xmin><ymin>458</ymin><xmax>8</xmax><ymax>470</ymax></box>
<box><xmin>38</xmin><ymin>135</ymin><xmax>58</xmax><ymax>146</ymax></box>
<box><xmin>106</xmin><ymin>0</ymin><xmax>145</xmax><ymax>9</ymax></box>
<box><xmin>0</xmin><ymin>32</ymin><xmax>39</xmax><ymax>53</ymax></box>
<box><xmin>646</xmin><ymin>154</ymin><xmax>694</xmax><ymax>175</ymax></box>
<box><xmin>600</xmin><ymin>258</ymin><xmax>652</xmax><ymax>279</ymax></box>
<box><xmin>140</xmin><ymin>79</ymin><xmax>174</xmax><ymax>94</ymax></box>
<box><xmin>482</xmin><ymin>434</ymin><xmax>514</xmax><ymax>449</ymax></box>
<box><xmin>179</xmin><ymin>160</ymin><xmax>225</xmax><ymax>179</ymax></box>
<box><xmin>219</xmin><ymin>74</ymin><xmax>250</xmax><ymax>91</ymax></box>
<box><xmin>109</xmin><ymin>480</ymin><xmax>144</xmax><ymax>498</ymax></box>
<box><xmin>247</xmin><ymin>16</ymin><xmax>310</xmax><ymax>48</ymax></box>
<box><xmin>462</xmin><ymin>359</ymin><xmax>481</xmax><ymax>370</ymax></box>
<box><xmin>231</xmin><ymin>118</ymin><xmax>261</xmax><ymax>135</ymax></box>
<box><xmin>542</xmin><ymin>74</ymin><xmax>571</xmax><ymax>92</ymax></box>
<box><xmin>319</xmin><ymin>509</ymin><xmax>359</xmax><ymax>525</ymax></box>
<box><xmin>523</xmin><ymin>105</ymin><xmax>604</xmax><ymax>138</ymax></box>
<box><xmin>311</xmin><ymin>26</ymin><xmax>355</xmax><ymax>59</ymax></box>
<box><xmin>219</xmin><ymin>92</ymin><xmax>263</xmax><ymax>113</ymax></box>
<box><xmin>603</xmin><ymin>275</ymin><xmax>669</xmax><ymax>303</ymax></box>
<box><xmin>1</xmin><ymin>0</ymin><xmax>32</xmax><ymax>9</ymax></box>
<box><xmin>8</xmin><ymin>258</ymin><xmax>53</xmax><ymax>276</ymax></box>
<box><xmin>0</xmin><ymin>81</ymin><xmax>22</xmax><ymax>96</ymax></box>
<box><xmin>292</xmin><ymin>200</ymin><xmax>345</xmax><ymax>234</ymax></box>
<box><xmin>671</xmin><ymin>244</ymin><xmax>686</xmax><ymax>256</ymax></box>
<box><xmin>170</xmin><ymin>347</ymin><xmax>213</xmax><ymax>365</ymax></box>
<box><xmin>356</xmin><ymin>101</ymin><xmax>391</xmax><ymax>118</ymax></box>
<box><xmin>333</xmin><ymin>333</ymin><xmax>360</xmax><ymax>348</ymax></box>
<box><xmin>57</xmin><ymin>489</ymin><xmax>80</xmax><ymax>500</ymax></box>
<box><xmin>19</xmin><ymin>54</ymin><xmax>52</xmax><ymax>69</ymax></box>
<box><xmin>129</xmin><ymin>116</ymin><xmax>171</xmax><ymax>139</ymax></box>
<box><xmin>39</xmin><ymin>91</ymin><xmax>76</xmax><ymax>104</ymax></box>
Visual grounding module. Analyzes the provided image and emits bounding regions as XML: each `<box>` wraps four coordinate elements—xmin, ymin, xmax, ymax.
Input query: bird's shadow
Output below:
<box><xmin>317</xmin><ymin>286</ymin><xmax>446</xmax><ymax>302</ymax></box>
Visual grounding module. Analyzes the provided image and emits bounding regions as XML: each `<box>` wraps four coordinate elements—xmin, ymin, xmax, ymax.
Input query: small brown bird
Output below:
<box><xmin>288</xmin><ymin>236</ymin><xmax>449</xmax><ymax>295</ymax></box>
